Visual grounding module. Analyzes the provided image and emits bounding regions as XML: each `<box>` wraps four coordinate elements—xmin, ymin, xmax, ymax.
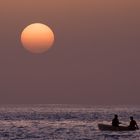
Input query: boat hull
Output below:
<box><xmin>98</xmin><ymin>124</ymin><xmax>136</xmax><ymax>131</ymax></box>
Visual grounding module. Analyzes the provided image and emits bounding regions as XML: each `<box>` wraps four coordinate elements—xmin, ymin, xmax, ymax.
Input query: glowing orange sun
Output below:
<box><xmin>21</xmin><ymin>23</ymin><xmax>54</xmax><ymax>53</ymax></box>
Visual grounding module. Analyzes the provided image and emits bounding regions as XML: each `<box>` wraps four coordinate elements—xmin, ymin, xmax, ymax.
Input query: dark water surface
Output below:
<box><xmin>0</xmin><ymin>104</ymin><xmax>139</xmax><ymax>139</ymax></box>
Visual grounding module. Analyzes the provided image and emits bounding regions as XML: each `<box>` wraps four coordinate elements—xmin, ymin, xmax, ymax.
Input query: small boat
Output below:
<box><xmin>98</xmin><ymin>123</ymin><xmax>137</xmax><ymax>131</ymax></box>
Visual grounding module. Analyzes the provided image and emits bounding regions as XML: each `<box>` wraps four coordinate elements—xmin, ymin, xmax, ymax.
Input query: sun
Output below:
<box><xmin>21</xmin><ymin>23</ymin><xmax>54</xmax><ymax>53</ymax></box>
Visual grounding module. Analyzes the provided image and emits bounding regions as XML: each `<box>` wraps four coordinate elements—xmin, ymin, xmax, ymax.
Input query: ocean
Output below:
<box><xmin>0</xmin><ymin>104</ymin><xmax>139</xmax><ymax>140</ymax></box>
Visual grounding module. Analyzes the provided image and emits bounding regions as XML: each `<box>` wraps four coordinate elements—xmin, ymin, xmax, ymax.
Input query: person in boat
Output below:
<box><xmin>128</xmin><ymin>116</ymin><xmax>139</xmax><ymax>130</ymax></box>
<box><xmin>112</xmin><ymin>114</ymin><xmax>120</xmax><ymax>127</ymax></box>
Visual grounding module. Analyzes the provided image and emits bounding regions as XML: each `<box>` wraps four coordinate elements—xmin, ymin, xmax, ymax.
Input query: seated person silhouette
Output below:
<box><xmin>129</xmin><ymin>116</ymin><xmax>139</xmax><ymax>130</ymax></box>
<box><xmin>112</xmin><ymin>114</ymin><xmax>120</xmax><ymax>127</ymax></box>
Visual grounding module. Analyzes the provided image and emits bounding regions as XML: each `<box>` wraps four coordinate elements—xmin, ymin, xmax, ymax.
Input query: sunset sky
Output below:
<box><xmin>0</xmin><ymin>0</ymin><xmax>140</xmax><ymax>104</ymax></box>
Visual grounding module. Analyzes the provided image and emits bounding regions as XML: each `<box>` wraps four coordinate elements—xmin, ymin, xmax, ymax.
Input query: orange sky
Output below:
<box><xmin>0</xmin><ymin>0</ymin><xmax>140</xmax><ymax>104</ymax></box>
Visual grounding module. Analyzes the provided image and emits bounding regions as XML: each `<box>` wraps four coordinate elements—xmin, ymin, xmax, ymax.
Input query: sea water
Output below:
<box><xmin>0</xmin><ymin>104</ymin><xmax>139</xmax><ymax>140</ymax></box>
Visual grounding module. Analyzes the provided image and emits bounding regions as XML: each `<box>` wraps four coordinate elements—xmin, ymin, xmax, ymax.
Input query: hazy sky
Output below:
<box><xmin>0</xmin><ymin>0</ymin><xmax>140</xmax><ymax>104</ymax></box>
